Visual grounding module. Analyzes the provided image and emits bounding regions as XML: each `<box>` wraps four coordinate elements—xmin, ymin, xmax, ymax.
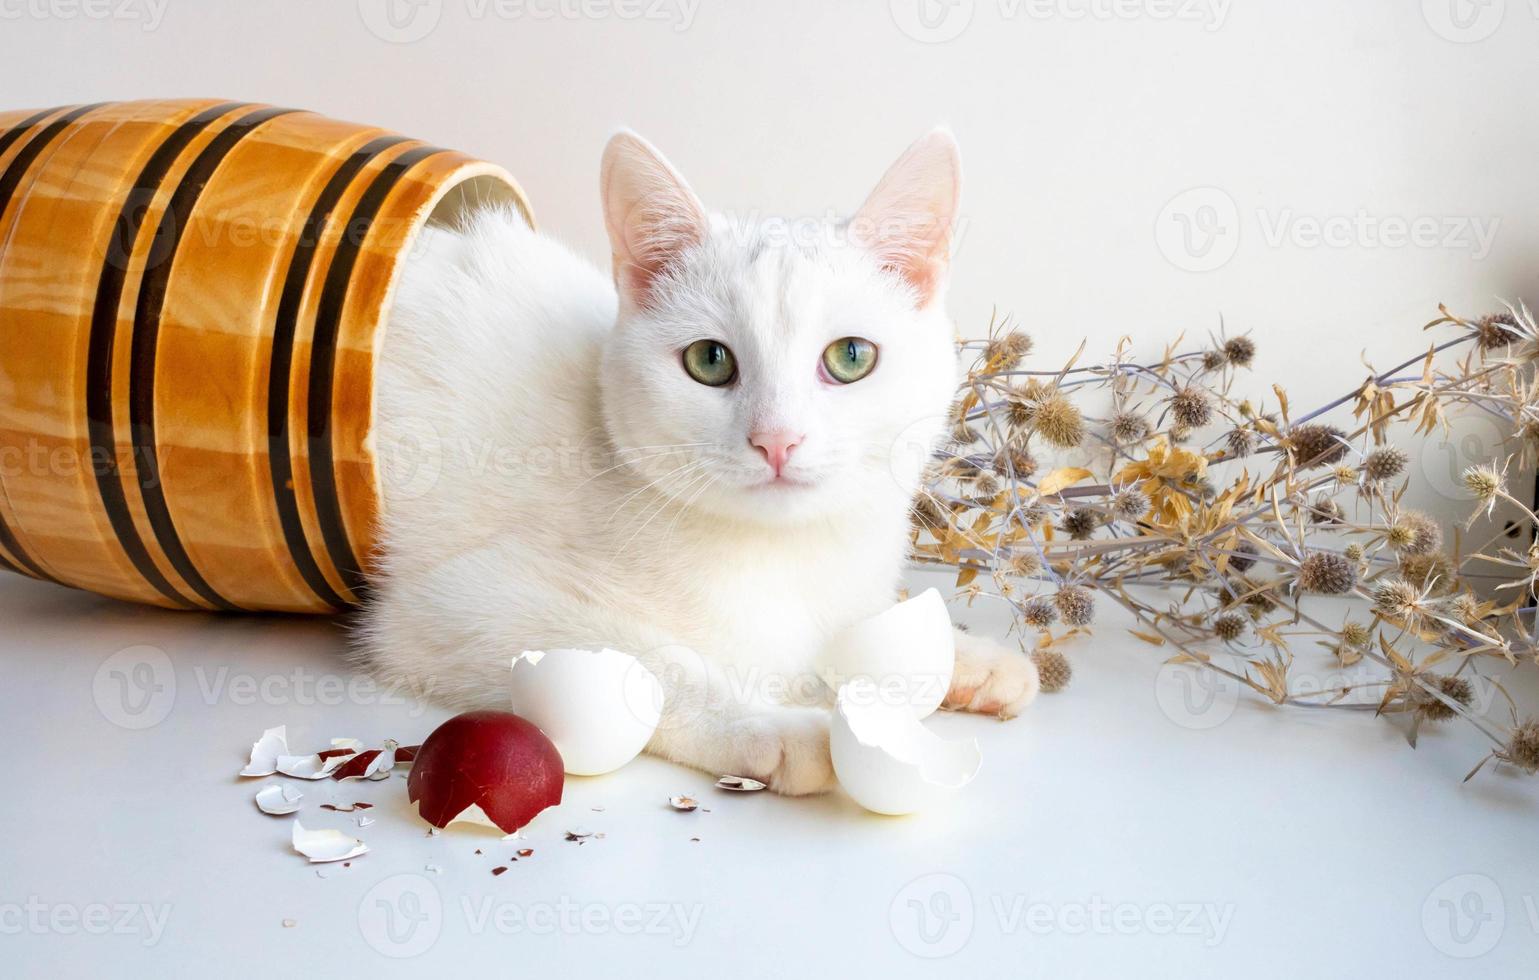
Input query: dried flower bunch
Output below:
<box><xmin>913</xmin><ymin>304</ymin><xmax>1539</xmax><ymax>780</ymax></box>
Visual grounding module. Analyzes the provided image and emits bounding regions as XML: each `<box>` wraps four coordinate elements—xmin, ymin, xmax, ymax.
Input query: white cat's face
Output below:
<box><xmin>598</xmin><ymin>130</ymin><xmax>962</xmax><ymax>525</ymax></box>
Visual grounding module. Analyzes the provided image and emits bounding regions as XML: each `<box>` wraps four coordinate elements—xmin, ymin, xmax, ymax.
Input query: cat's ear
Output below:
<box><xmin>849</xmin><ymin>129</ymin><xmax>961</xmax><ymax>309</ymax></box>
<box><xmin>601</xmin><ymin>130</ymin><xmax>709</xmax><ymax>313</ymax></box>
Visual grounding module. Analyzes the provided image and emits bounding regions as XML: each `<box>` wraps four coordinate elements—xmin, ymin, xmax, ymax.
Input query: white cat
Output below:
<box><xmin>363</xmin><ymin>129</ymin><xmax>1039</xmax><ymax>795</ymax></box>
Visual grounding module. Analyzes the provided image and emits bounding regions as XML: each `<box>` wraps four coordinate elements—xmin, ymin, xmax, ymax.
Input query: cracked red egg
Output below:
<box><xmin>407</xmin><ymin>711</ymin><xmax>564</xmax><ymax>834</ymax></box>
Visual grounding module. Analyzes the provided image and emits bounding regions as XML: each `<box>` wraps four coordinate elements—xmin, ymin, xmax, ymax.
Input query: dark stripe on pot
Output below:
<box><xmin>269</xmin><ymin>133</ymin><xmax>409</xmax><ymax>610</ymax></box>
<box><xmin>0</xmin><ymin>106</ymin><xmax>67</xmax><ymax>162</ymax></box>
<box><xmin>0</xmin><ymin>548</ymin><xmax>21</xmax><ymax>577</ymax></box>
<box><xmin>0</xmin><ymin>102</ymin><xmax>110</xmax><ymax>584</ymax></box>
<box><xmin>309</xmin><ymin>143</ymin><xmax>444</xmax><ymax>596</ymax></box>
<box><xmin>0</xmin><ymin>103</ymin><xmax>108</xmax><ymax>222</ymax></box>
<box><xmin>129</xmin><ymin>105</ymin><xmax>300</xmax><ymax>613</ymax></box>
<box><xmin>87</xmin><ymin>101</ymin><xmax>247</xmax><ymax>610</ymax></box>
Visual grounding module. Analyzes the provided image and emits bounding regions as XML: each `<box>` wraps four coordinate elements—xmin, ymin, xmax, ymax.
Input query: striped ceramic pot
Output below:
<box><xmin>0</xmin><ymin>99</ymin><xmax>532</xmax><ymax>613</ymax></box>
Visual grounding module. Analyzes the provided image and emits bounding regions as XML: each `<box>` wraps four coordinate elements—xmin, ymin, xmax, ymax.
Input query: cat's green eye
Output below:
<box><xmin>821</xmin><ymin>337</ymin><xmax>878</xmax><ymax>384</ymax></box>
<box><xmin>683</xmin><ymin>339</ymin><xmax>737</xmax><ymax>387</ymax></box>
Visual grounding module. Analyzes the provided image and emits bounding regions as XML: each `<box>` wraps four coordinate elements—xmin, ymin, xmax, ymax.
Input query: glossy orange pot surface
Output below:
<box><xmin>0</xmin><ymin>99</ymin><xmax>531</xmax><ymax>612</ymax></box>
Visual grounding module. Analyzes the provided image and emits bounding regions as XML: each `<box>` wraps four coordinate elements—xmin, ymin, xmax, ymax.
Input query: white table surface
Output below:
<box><xmin>3</xmin><ymin>568</ymin><xmax>1537</xmax><ymax>978</ymax></box>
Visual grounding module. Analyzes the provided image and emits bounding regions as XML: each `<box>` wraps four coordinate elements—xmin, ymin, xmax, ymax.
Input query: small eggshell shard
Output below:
<box><xmin>332</xmin><ymin>740</ymin><xmax>398</xmax><ymax>781</ymax></box>
<box><xmin>831</xmin><ymin>678</ymin><xmax>982</xmax><ymax>816</ymax></box>
<box><xmin>407</xmin><ymin>711</ymin><xmax>564</xmax><ymax>835</ymax></box>
<box><xmin>254</xmin><ymin>784</ymin><xmax>303</xmax><ymax>815</ymax></box>
<box><xmin>714</xmin><ymin>775</ymin><xmax>766</xmax><ymax>792</ymax></box>
<box><xmin>668</xmin><ymin>795</ymin><xmax>698</xmax><ymax>811</ymax></box>
<box><xmin>291</xmin><ymin>822</ymin><xmax>368</xmax><ymax>863</ymax></box>
<box><xmin>276</xmin><ymin>752</ymin><xmax>349</xmax><ymax>780</ymax></box>
<box><xmin>509</xmin><ymin>649</ymin><xmax>664</xmax><ymax>776</ymax></box>
<box><xmin>819</xmin><ymin>589</ymin><xmax>955</xmax><ymax>719</ymax></box>
<box><xmin>240</xmin><ymin>726</ymin><xmax>289</xmax><ymax>777</ymax></box>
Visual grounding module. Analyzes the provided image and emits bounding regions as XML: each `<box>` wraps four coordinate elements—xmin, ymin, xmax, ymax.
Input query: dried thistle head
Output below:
<box><xmin>1399</xmin><ymin>552</ymin><xmax>1454</xmax><ymax>592</ymax></box>
<box><xmin>1372</xmin><ymin>579</ymin><xmax>1422</xmax><ymax>620</ymax></box>
<box><xmin>1389</xmin><ymin>510</ymin><xmax>1443</xmax><ymax>556</ymax></box>
<box><xmin>1018</xmin><ymin>500</ymin><xmax>1050</xmax><ymax>528</ymax></box>
<box><xmin>1475</xmin><ymin>311</ymin><xmax>1519</xmax><ymax>351</ymax></box>
<box><xmin>1502</xmin><ymin>720</ymin><xmax>1539</xmax><ymax>773</ymax></box>
<box><xmin>1298</xmin><ymin>552</ymin><xmax>1356</xmax><ymax>594</ymax></box>
<box><xmin>1451</xmin><ymin>592</ymin><xmax>1483</xmax><ymax>625</ymax></box>
<box><xmin>1111</xmin><ymin>487</ymin><xmax>1150</xmax><ymax>521</ymax></box>
<box><xmin>911</xmin><ymin>495</ymin><xmax>950</xmax><ymax>532</ymax></box>
<box><xmin>986</xmin><ymin>330</ymin><xmax>1034</xmax><ymax>369</ymax></box>
<box><xmin>1462</xmin><ymin>464</ymin><xmax>1502</xmax><ymax>503</ymax></box>
<box><xmin>1201</xmin><ymin>349</ymin><xmax>1228</xmax><ymax>371</ymax></box>
<box><xmin>1363</xmin><ymin>446</ymin><xmax>1408</xmax><ymax>482</ymax></box>
<box><xmin>1226</xmin><ymin>540</ymin><xmax>1259</xmax><ymax>574</ymax></box>
<box><xmin>943</xmin><ymin>454</ymin><xmax>982</xmax><ymax>480</ymax></box>
<box><xmin>1021</xmin><ymin>597</ymin><xmax>1058</xmax><ymax>628</ymax></box>
<box><xmin>1059</xmin><ymin>507</ymin><xmax>1100</xmax><ymax>540</ymax></box>
<box><xmin>972</xmin><ymin>473</ymin><xmax>1003</xmax><ymax>499</ymax></box>
<box><xmin>1004</xmin><ymin>395</ymin><xmax>1036</xmax><ymax>431</ymax></box>
<box><xmin>951</xmin><ymin>421</ymin><xmax>981</xmax><ymax>445</ymax></box>
<box><xmin>1222</xmin><ymin>335</ymin><xmax>1256</xmax><ymax>367</ymax></box>
<box><xmin>1109</xmin><ymin>411</ymin><xmax>1151</xmax><ymax>444</ymax></box>
<box><xmin>1170</xmin><ymin>386</ymin><xmax>1213</xmax><ymax>429</ymax></box>
<box><xmin>1212</xmin><ymin>613</ymin><xmax>1247</xmax><ymax>642</ymax></box>
<box><xmin>1231</xmin><ymin>576</ymin><xmax>1277</xmax><ymax>613</ymax></box>
<box><xmin>1340</xmin><ymin>621</ymin><xmax>1372</xmax><ymax>649</ymax></box>
<box><xmin>1225</xmin><ymin>427</ymin><xmax>1256</xmax><ymax>458</ymax></box>
<box><xmin>1415</xmin><ymin>674</ymin><xmax>1474</xmax><ymax>723</ymax></box>
<box><xmin>1310</xmin><ymin>496</ymin><xmax>1343</xmax><ymax>525</ymax></box>
<box><xmin>1032</xmin><ymin>393</ymin><xmax>1085</xmax><ymax>448</ymax></box>
<box><xmin>1288</xmin><ymin>424</ymin><xmax>1350</xmax><ymax>468</ymax></box>
<box><xmin>1031</xmin><ymin>650</ymin><xmax>1072</xmax><ymax>693</ymax></box>
<box><xmin>992</xmin><ymin>445</ymin><xmax>1037</xmax><ymax>479</ymax></box>
<box><xmin>1007</xmin><ymin>551</ymin><xmax>1042</xmax><ymax>579</ymax></box>
<box><xmin>1054</xmin><ymin>585</ymin><xmax>1095</xmax><ymax>627</ymax></box>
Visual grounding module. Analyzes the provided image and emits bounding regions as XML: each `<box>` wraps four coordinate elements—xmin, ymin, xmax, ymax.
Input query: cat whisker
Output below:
<box><xmin>602</xmin><ymin>459</ymin><xmax>707</xmax><ymax>527</ymax></box>
<box><xmin>609</xmin><ymin>464</ymin><xmax>714</xmax><ymax>559</ymax></box>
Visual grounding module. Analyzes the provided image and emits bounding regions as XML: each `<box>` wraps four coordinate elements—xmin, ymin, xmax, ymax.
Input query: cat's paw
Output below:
<box><xmin>728</xmin><ymin>708</ymin><xmax>836</xmax><ymax>797</ymax></box>
<box><xmin>945</xmin><ymin>631</ymin><xmax>1040</xmax><ymax>718</ymax></box>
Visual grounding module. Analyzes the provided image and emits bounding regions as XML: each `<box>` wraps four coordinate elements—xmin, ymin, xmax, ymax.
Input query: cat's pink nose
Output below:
<box><xmin>749</xmin><ymin>430</ymin><xmax>802</xmax><ymax>478</ymax></box>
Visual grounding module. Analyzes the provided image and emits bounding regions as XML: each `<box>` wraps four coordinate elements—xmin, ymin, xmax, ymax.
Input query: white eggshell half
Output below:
<box><xmin>820</xmin><ymin>588</ymin><xmax>955</xmax><ymax>718</ymax></box>
<box><xmin>509</xmin><ymin>648</ymin><xmax>664</xmax><ymax>776</ymax></box>
<box><xmin>831</xmin><ymin>679</ymin><xmax>981</xmax><ymax>815</ymax></box>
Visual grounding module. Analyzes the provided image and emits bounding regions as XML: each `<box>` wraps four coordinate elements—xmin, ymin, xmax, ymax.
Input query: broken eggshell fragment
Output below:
<box><xmin>509</xmin><ymin>648</ymin><xmax>663</xmax><ymax>776</ymax></box>
<box><xmin>239</xmin><ymin>726</ymin><xmax>289</xmax><ymax>777</ymax></box>
<box><xmin>831</xmin><ymin>678</ymin><xmax>981</xmax><ymax>815</ymax></box>
<box><xmin>819</xmin><ymin>589</ymin><xmax>955</xmax><ymax>719</ymax></box>
<box><xmin>407</xmin><ymin>711</ymin><xmax>564</xmax><ymax>835</ymax></box>
<box><xmin>291</xmin><ymin>821</ymin><xmax>368</xmax><ymax>863</ymax></box>
<box><xmin>254</xmin><ymin>784</ymin><xmax>303</xmax><ymax>815</ymax></box>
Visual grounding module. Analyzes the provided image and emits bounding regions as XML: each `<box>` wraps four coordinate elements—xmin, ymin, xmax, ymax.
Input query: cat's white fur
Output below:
<box><xmin>363</xmin><ymin>130</ymin><xmax>1039</xmax><ymax>795</ymax></box>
